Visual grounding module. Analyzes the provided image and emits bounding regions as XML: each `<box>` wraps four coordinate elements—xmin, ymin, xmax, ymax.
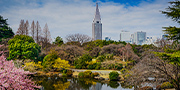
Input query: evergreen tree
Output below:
<box><xmin>0</xmin><ymin>15</ymin><xmax>14</xmax><ymax>42</ymax></box>
<box><xmin>162</xmin><ymin>0</ymin><xmax>180</xmax><ymax>41</ymax></box>
<box><xmin>53</xmin><ymin>36</ymin><xmax>63</xmax><ymax>46</ymax></box>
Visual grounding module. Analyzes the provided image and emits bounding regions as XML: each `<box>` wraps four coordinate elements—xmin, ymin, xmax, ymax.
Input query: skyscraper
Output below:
<box><xmin>120</xmin><ymin>30</ymin><xmax>131</xmax><ymax>43</ymax></box>
<box><xmin>133</xmin><ymin>31</ymin><xmax>146</xmax><ymax>45</ymax></box>
<box><xmin>92</xmin><ymin>2</ymin><xmax>102</xmax><ymax>40</ymax></box>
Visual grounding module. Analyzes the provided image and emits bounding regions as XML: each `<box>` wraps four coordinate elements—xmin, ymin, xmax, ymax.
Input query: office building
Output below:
<box><xmin>133</xmin><ymin>31</ymin><xmax>146</xmax><ymax>45</ymax></box>
<box><xmin>92</xmin><ymin>2</ymin><xmax>102</xmax><ymax>40</ymax></box>
<box><xmin>120</xmin><ymin>30</ymin><xmax>131</xmax><ymax>43</ymax></box>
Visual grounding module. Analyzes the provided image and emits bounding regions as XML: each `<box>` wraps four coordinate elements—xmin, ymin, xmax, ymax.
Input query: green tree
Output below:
<box><xmin>109</xmin><ymin>71</ymin><xmax>119</xmax><ymax>81</ymax></box>
<box><xmin>53</xmin><ymin>36</ymin><xmax>63</xmax><ymax>46</ymax></box>
<box><xmin>8</xmin><ymin>35</ymin><xmax>40</xmax><ymax>60</ymax></box>
<box><xmin>42</xmin><ymin>49</ymin><xmax>59</xmax><ymax>71</ymax></box>
<box><xmin>74</xmin><ymin>54</ymin><xmax>92</xmax><ymax>69</ymax></box>
<box><xmin>0</xmin><ymin>15</ymin><xmax>14</xmax><ymax>42</ymax></box>
<box><xmin>162</xmin><ymin>1</ymin><xmax>180</xmax><ymax>41</ymax></box>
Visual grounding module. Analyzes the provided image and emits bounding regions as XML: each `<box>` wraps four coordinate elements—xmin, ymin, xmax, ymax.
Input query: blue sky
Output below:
<box><xmin>0</xmin><ymin>0</ymin><xmax>177</xmax><ymax>41</ymax></box>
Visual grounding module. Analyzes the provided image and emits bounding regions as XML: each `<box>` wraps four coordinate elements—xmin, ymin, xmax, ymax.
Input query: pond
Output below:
<box><xmin>33</xmin><ymin>76</ymin><xmax>133</xmax><ymax>90</ymax></box>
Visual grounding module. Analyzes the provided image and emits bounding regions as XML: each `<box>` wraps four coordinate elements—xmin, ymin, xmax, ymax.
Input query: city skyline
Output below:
<box><xmin>0</xmin><ymin>0</ymin><xmax>177</xmax><ymax>41</ymax></box>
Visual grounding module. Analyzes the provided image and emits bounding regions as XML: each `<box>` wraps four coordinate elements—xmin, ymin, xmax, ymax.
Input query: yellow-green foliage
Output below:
<box><xmin>23</xmin><ymin>61</ymin><xmax>43</xmax><ymax>72</ymax></box>
<box><xmin>42</xmin><ymin>49</ymin><xmax>58</xmax><ymax>71</ymax></box>
<box><xmin>53</xmin><ymin>58</ymin><xmax>70</xmax><ymax>69</ymax></box>
<box><xmin>78</xmin><ymin>71</ymin><xmax>98</xmax><ymax>78</ymax></box>
<box><xmin>85</xmin><ymin>60</ymin><xmax>96</xmax><ymax>65</ymax></box>
<box><xmin>161</xmin><ymin>82</ymin><xmax>174</xmax><ymax>89</ymax></box>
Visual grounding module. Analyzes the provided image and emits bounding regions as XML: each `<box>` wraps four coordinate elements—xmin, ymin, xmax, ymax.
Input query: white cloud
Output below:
<box><xmin>0</xmin><ymin>0</ymin><xmax>177</xmax><ymax>41</ymax></box>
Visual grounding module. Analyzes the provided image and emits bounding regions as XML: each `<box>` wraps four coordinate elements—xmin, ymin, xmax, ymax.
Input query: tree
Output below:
<box><xmin>35</xmin><ymin>21</ymin><xmax>42</xmax><ymax>44</ymax></box>
<box><xmin>0</xmin><ymin>45</ymin><xmax>40</xmax><ymax>89</ymax></box>
<box><xmin>154</xmin><ymin>44</ymin><xmax>180</xmax><ymax>89</ymax></box>
<box><xmin>0</xmin><ymin>15</ymin><xmax>8</xmax><ymax>28</ymax></box>
<box><xmin>24</xmin><ymin>20</ymin><xmax>29</xmax><ymax>36</ymax></box>
<box><xmin>65</xmin><ymin>33</ymin><xmax>91</xmax><ymax>44</ymax></box>
<box><xmin>31</xmin><ymin>20</ymin><xmax>36</xmax><ymax>41</ymax></box>
<box><xmin>53</xmin><ymin>36</ymin><xmax>63</xmax><ymax>46</ymax></box>
<box><xmin>42</xmin><ymin>23</ymin><xmax>51</xmax><ymax>48</ymax></box>
<box><xmin>0</xmin><ymin>15</ymin><xmax>14</xmax><ymax>42</ymax></box>
<box><xmin>42</xmin><ymin>49</ymin><xmax>59</xmax><ymax>71</ymax></box>
<box><xmin>8</xmin><ymin>35</ymin><xmax>41</xmax><ymax>60</ymax></box>
<box><xmin>60</xmin><ymin>45</ymin><xmax>85</xmax><ymax>64</ymax></box>
<box><xmin>74</xmin><ymin>54</ymin><xmax>92</xmax><ymax>69</ymax></box>
<box><xmin>162</xmin><ymin>1</ymin><xmax>180</xmax><ymax>41</ymax></box>
<box><xmin>16</xmin><ymin>20</ymin><xmax>25</xmax><ymax>35</ymax></box>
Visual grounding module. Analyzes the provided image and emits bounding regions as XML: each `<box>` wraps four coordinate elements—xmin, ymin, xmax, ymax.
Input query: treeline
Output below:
<box><xmin>16</xmin><ymin>20</ymin><xmax>51</xmax><ymax>48</ymax></box>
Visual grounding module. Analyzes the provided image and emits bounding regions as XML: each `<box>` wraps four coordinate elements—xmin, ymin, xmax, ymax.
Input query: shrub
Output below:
<box><xmin>78</xmin><ymin>72</ymin><xmax>84</xmax><ymax>77</ymax></box>
<box><xmin>74</xmin><ymin>54</ymin><xmax>92</xmax><ymax>69</ymax></box>
<box><xmin>42</xmin><ymin>49</ymin><xmax>58</xmax><ymax>72</ymax></box>
<box><xmin>83</xmin><ymin>71</ymin><xmax>92</xmax><ymax>78</ymax></box>
<box><xmin>62</xmin><ymin>73</ymin><xmax>67</xmax><ymax>77</ymax></box>
<box><xmin>101</xmin><ymin>61</ymin><xmax>123</xmax><ymax>70</ymax></box>
<box><xmin>66</xmin><ymin>70</ymin><xmax>73</xmax><ymax>77</ymax></box>
<box><xmin>120</xmin><ymin>68</ymin><xmax>129</xmax><ymax>74</ymax></box>
<box><xmin>53</xmin><ymin>58</ymin><xmax>70</xmax><ymax>70</ymax></box>
<box><xmin>95</xmin><ymin>62</ymin><xmax>101</xmax><ymax>70</ymax></box>
<box><xmin>23</xmin><ymin>61</ymin><xmax>43</xmax><ymax>72</ymax></box>
<box><xmin>109</xmin><ymin>71</ymin><xmax>119</xmax><ymax>81</ymax></box>
<box><xmin>90</xmin><ymin>47</ymin><xmax>101</xmax><ymax>57</ymax></box>
<box><xmin>97</xmin><ymin>55</ymin><xmax>106</xmax><ymax>62</ymax></box>
<box><xmin>161</xmin><ymin>82</ymin><xmax>174</xmax><ymax>89</ymax></box>
<box><xmin>78</xmin><ymin>71</ymin><xmax>95</xmax><ymax>78</ymax></box>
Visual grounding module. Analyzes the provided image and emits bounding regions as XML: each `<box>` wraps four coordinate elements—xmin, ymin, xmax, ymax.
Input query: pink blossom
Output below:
<box><xmin>0</xmin><ymin>47</ymin><xmax>40</xmax><ymax>90</ymax></box>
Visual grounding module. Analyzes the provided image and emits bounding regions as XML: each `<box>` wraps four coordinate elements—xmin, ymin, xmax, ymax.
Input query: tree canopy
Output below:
<box><xmin>0</xmin><ymin>15</ymin><xmax>14</xmax><ymax>42</ymax></box>
<box><xmin>162</xmin><ymin>1</ymin><xmax>180</xmax><ymax>41</ymax></box>
<box><xmin>53</xmin><ymin>36</ymin><xmax>63</xmax><ymax>46</ymax></box>
<box><xmin>8</xmin><ymin>35</ymin><xmax>41</xmax><ymax>60</ymax></box>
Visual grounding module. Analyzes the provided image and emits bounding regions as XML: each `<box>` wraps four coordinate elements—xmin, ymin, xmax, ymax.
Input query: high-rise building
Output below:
<box><xmin>130</xmin><ymin>34</ymin><xmax>134</xmax><ymax>44</ymax></box>
<box><xmin>92</xmin><ymin>2</ymin><xmax>102</xmax><ymax>40</ymax></box>
<box><xmin>133</xmin><ymin>31</ymin><xmax>146</xmax><ymax>45</ymax></box>
<box><xmin>120</xmin><ymin>30</ymin><xmax>131</xmax><ymax>43</ymax></box>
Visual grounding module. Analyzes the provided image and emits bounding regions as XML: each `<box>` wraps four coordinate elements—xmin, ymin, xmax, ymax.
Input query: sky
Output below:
<box><xmin>0</xmin><ymin>0</ymin><xmax>178</xmax><ymax>41</ymax></box>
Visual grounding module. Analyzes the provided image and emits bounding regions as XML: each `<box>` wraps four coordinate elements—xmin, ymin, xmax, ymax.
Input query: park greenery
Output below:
<box><xmin>0</xmin><ymin>0</ymin><xmax>180</xmax><ymax>89</ymax></box>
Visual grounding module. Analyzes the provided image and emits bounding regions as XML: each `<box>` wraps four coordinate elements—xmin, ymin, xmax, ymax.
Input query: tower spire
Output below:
<box><xmin>93</xmin><ymin>1</ymin><xmax>101</xmax><ymax>23</ymax></box>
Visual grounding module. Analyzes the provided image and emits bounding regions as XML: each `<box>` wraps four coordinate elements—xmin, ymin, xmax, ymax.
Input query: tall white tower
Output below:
<box><xmin>92</xmin><ymin>2</ymin><xmax>102</xmax><ymax>40</ymax></box>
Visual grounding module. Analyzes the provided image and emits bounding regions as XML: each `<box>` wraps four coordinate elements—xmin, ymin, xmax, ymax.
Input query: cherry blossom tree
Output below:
<box><xmin>0</xmin><ymin>45</ymin><xmax>40</xmax><ymax>89</ymax></box>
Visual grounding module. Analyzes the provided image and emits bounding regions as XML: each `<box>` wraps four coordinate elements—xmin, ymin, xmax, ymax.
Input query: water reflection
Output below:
<box><xmin>33</xmin><ymin>76</ymin><xmax>133</xmax><ymax>90</ymax></box>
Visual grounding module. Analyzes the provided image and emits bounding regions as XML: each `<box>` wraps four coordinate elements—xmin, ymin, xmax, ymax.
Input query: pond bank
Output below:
<box><xmin>71</xmin><ymin>69</ymin><xmax>122</xmax><ymax>81</ymax></box>
<box><xmin>32</xmin><ymin>69</ymin><xmax>123</xmax><ymax>82</ymax></box>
